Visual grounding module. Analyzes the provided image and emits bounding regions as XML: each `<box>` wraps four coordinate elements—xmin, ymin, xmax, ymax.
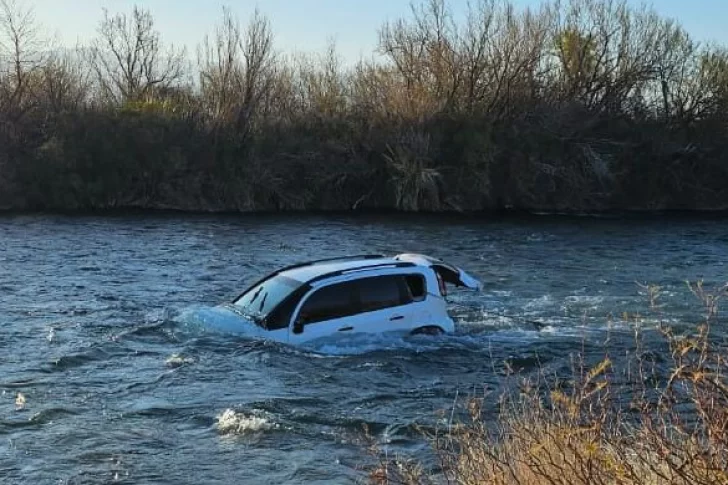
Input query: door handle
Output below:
<box><xmin>389</xmin><ymin>315</ymin><xmax>404</xmax><ymax>321</ymax></box>
<box><xmin>338</xmin><ymin>326</ymin><xmax>354</xmax><ymax>332</ymax></box>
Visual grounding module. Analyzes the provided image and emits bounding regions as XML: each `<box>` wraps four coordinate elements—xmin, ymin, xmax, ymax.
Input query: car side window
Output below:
<box><xmin>266</xmin><ymin>286</ymin><xmax>309</xmax><ymax>330</ymax></box>
<box><xmin>357</xmin><ymin>275</ymin><xmax>409</xmax><ymax>312</ymax></box>
<box><xmin>297</xmin><ymin>281</ymin><xmax>358</xmax><ymax>324</ymax></box>
<box><xmin>404</xmin><ymin>274</ymin><xmax>426</xmax><ymax>301</ymax></box>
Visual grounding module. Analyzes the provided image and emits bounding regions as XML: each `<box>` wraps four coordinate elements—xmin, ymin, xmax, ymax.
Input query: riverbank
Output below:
<box><xmin>1</xmin><ymin>0</ymin><xmax>728</xmax><ymax>215</ymax></box>
<box><xmin>3</xmin><ymin>109</ymin><xmax>728</xmax><ymax>214</ymax></box>
<box><xmin>368</xmin><ymin>295</ymin><xmax>728</xmax><ymax>485</ymax></box>
<box><xmin>2</xmin><ymin>206</ymin><xmax>728</xmax><ymax>220</ymax></box>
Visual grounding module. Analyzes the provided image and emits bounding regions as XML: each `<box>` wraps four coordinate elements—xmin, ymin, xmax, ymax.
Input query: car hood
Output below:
<box><xmin>194</xmin><ymin>305</ymin><xmax>270</xmax><ymax>337</ymax></box>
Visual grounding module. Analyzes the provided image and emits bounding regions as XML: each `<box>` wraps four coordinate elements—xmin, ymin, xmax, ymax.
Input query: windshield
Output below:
<box><xmin>233</xmin><ymin>275</ymin><xmax>302</xmax><ymax>324</ymax></box>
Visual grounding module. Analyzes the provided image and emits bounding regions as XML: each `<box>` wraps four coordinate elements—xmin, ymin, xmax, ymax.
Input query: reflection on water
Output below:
<box><xmin>0</xmin><ymin>213</ymin><xmax>726</xmax><ymax>484</ymax></box>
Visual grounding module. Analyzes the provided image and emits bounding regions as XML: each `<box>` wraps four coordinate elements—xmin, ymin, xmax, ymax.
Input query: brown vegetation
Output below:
<box><xmin>1</xmin><ymin>0</ymin><xmax>728</xmax><ymax>212</ymax></box>
<box><xmin>367</xmin><ymin>283</ymin><xmax>728</xmax><ymax>484</ymax></box>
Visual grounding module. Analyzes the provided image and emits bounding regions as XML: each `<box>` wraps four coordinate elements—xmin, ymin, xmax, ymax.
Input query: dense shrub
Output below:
<box><xmin>1</xmin><ymin>0</ymin><xmax>727</xmax><ymax>213</ymax></box>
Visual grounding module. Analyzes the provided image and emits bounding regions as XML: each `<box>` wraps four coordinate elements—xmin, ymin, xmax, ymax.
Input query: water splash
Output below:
<box><xmin>165</xmin><ymin>353</ymin><xmax>195</xmax><ymax>368</ymax></box>
<box><xmin>174</xmin><ymin>305</ymin><xmax>264</xmax><ymax>338</ymax></box>
<box><xmin>15</xmin><ymin>392</ymin><xmax>26</xmax><ymax>411</ymax></box>
<box><xmin>216</xmin><ymin>409</ymin><xmax>274</xmax><ymax>435</ymax></box>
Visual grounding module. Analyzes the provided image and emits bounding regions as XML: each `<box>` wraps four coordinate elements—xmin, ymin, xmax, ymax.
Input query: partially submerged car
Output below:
<box><xmin>207</xmin><ymin>254</ymin><xmax>481</xmax><ymax>344</ymax></box>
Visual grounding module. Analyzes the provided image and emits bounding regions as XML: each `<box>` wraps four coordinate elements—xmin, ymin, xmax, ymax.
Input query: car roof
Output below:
<box><xmin>279</xmin><ymin>256</ymin><xmax>423</xmax><ymax>284</ymax></box>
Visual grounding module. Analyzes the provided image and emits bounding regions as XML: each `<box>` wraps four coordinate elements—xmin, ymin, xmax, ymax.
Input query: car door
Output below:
<box><xmin>352</xmin><ymin>275</ymin><xmax>414</xmax><ymax>335</ymax></box>
<box><xmin>287</xmin><ymin>280</ymin><xmax>360</xmax><ymax>344</ymax></box>
<box><xmin>287</xmin><ymin>275</ymin><xmax>415</xmax><ymax>344</ymax></box>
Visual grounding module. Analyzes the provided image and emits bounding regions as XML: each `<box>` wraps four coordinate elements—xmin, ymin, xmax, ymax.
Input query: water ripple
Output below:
<box><xmin>0</xmin><ymin>213</ymin><xmax>726</xmax><ymax>483</ymax></box>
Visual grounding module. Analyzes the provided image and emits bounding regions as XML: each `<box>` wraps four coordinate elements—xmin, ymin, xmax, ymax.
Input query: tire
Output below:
<box><xmin>411</xmin><ymin>325</ymin><xmax>444</xmax><ymax>336</ymax></box>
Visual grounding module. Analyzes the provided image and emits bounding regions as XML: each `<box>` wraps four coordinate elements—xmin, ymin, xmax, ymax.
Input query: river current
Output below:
<box><xmin>1</xmin><ymin>214</ymin><xmax>726</xmax><ymax>484</ymax></box>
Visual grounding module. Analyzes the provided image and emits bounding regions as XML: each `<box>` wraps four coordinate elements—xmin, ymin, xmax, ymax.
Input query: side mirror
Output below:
<box><xmin>292</xmin><ymin>318</ymin><xmax>304</xmax><ymax>335</ymax></box>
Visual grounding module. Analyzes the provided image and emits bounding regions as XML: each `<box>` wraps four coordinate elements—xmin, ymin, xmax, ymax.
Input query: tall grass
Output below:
<box><xmin>367</xmin><ymin>283</ymin><xmax>728</xmax><ymax>484</ymax></box>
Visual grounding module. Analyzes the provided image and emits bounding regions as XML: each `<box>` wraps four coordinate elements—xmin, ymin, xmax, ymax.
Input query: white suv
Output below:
<box><xmin>211</xmin><ymin>254</ymin><xmax>481</xmax><ymax>344</ymax></box>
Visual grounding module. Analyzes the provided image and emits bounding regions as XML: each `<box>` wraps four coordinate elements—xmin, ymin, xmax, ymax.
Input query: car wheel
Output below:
<box><xmin>411</xmin><ymin>326</ymin><xmax>444</xmax><ymax>336</ymax></box>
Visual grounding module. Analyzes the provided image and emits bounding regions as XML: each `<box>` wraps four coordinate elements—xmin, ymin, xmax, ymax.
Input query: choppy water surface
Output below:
<box><xmin>1</xmin><ymin>214</ymin><xmax>727</xmax><ymax>484</ymax></box>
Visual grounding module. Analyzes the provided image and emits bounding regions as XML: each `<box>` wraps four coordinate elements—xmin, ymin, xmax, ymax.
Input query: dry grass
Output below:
<box><xmin>384</xmin><ymin>129</ymin><xmax>443</xmax><ymax>212</ymax></box>
<box><xmin>368</xmin><ymin>282</ymin><xmax>728</xmax><ymax>485</ymax></box>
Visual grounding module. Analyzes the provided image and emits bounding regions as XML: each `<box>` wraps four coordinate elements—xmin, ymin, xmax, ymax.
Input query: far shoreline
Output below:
<box><xmin>2</xmin><ymin>206</ymin><xmax>728</xmax><ymax>221</ymax></box>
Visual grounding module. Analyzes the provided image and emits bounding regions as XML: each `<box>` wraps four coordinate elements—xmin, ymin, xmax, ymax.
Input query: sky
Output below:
<box><xmin>23</xmin><ymin>0</ymin><xmax>728</xmax><ymax>64</ymax></box>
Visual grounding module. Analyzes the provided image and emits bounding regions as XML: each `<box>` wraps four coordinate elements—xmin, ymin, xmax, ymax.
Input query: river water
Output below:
<box><xmin>1</xmin><ymin>214</ymin><xmax>726</xmax><ymax>484</ymax></box>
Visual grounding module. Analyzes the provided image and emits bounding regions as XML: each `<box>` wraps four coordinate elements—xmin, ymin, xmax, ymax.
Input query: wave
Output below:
<box><xmin>216</xmin><ymin>408</ymin><xmax>277</xmax><ymax>435</ymax></box>
<box><xmin>168</xmin><ymin>303</ymin><xmax>671</xmax><ymax>358</ymax></box>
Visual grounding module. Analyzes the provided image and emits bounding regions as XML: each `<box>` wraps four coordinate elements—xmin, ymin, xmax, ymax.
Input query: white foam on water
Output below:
<box><xmin>175</xmin><ymin>305</ymin><xmax>227</xmax><ymax>329</ymax></box>
<box><xmin>216</xmin><ymin>409</ymin><xmax>275</xmax><ymax>435</ymax></box>
<box><xmin>174</xmin><ymin>305</ymin><xmax>263</xmax><ymax>338</ymax></box>
<box><xmin>563</xmin><ymin>295</ymin><xmax>606</xmax><ymax>306</ymax></box>
<box><xmin>458</xmin><ymin>311</ymin><xmax>526</xmax><ymax>329</ymax></box>
<box><xmin>165</xmin><ymin>353</ymin><xmax>195</xmax><ymax>368</ymax></box>
<box><xmin>170</xmin><ymin>302</ymin><xmax>662</xmax><ymax>357</ymax></box>
<box><xmin>524</xmin><ymin>295</ymin><xmax>554</xmax><ymax>310</ymax></box>
<box><xmin>304</xmin><ymin>333</ymin><xmax>422</xmax><ymax>356</ymax></box>
<box><xmin>300</xmin><ymin>324</ymin><xmax>585</xmax><ymax>356</ymax></box>
<box><xmin>15</xmin><ymin>392</ymin><xmax>26</xmax><ymax>411</ymax></box>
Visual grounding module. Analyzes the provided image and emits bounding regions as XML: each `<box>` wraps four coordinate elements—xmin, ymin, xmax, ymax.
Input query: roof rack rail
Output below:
<box><xmin>276</xmin><ymin>254</ymin><xmax>386</xmax><ymax>273</ymax></box>
<box><xmin>308</xmin><ymin>261</ymin><xmax>416</xmax><ymax>285</ymax></box>
<box><xmin>232</xmin><ymin>255</ymin><xmax>388</xmax><ymax>302</ymax></box>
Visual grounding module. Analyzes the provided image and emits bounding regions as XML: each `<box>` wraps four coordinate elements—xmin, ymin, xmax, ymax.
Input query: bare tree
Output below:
<box><xmin>296</xmin><ymin>39</ymin><xmax>347</xmax><ymax>118</ymax></box>
<box><xmin>237</xmin><ymin>9</ymin><xmax>275</xmax><ymax>134</ymax></box>
<box><xmin>549</xmin><ymin>0</ymin><xmax>665</xmax><ymax>112</ymax></box>
<box><xmin>648</xmin><ymin>19</ymin><xmax>702</xmax><ymax>122</ymax></box>
<box><xmin>460</xmin><ymin>0</ymin><xmax>498</xmax><ymax>111</ymax></box>
<box><xmin>378</xmin><ymin>0</ymin><xmax>461</xmax><ymax>116</ymax></box>
<box><xmin>198</xmin><ymin>6</ymin><xmax>242</xmax><ymax>125</ymax></box>
<box><xmin>377</xmin><ymin>0</ymin><xmax>552</xmax><ymax>118</ymax></box>
<box><xmin>464</xmin><ymin>0</ymin><xmax>554</xmax><ymax>117</ymax></box>
<box><xmin>89</xmin><ymin>5</ymin><xmax>186</xmax><ymax>104</ymax></box>
<box><xmin>350</xmin><ymin>60</ymin><xmax>400</xmax><ymax>119</ymax></box>
<box><xmin>0</xmin><ymin>0</ymin><xmax>45</xmax><ymax>120</ymax></box>
<box><xmin>696</xmin><ymin>46</ymin><xmax>728</xmax><ymax>120</ymax></box>
<box><xmin>198</xmin><ymin>8</ymin><xmax>275</xmax><ymax>137</ymax></box>
<box><xmin>38</xmin><ymin>48</ymin><xmax>91</xmax><ymax>115</ymax></box>
<box><xmin>263</xmin><ymin>57</ymin><xmax>301</xmax><ymax>124</ymax></box>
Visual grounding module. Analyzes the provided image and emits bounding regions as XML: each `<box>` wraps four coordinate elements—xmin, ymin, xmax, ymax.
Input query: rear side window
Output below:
<box><xmin>357</xmin><ymin>275</ymin><xmax>408</xmax><ymax>312</ymax></box>
<box><xmin>404</xmin><ymin>274</ymin><xmax>426</xmax><ymax>301</ymax></box>
<box><xmin>298</xmin><ymin>281</ymin><xmax>358</xmax><ymax>324</ymax></box>
<box><xmin>297</xmin><ymin>274</ymin><xmax>423</xmax><ymax>324</ymax></box>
